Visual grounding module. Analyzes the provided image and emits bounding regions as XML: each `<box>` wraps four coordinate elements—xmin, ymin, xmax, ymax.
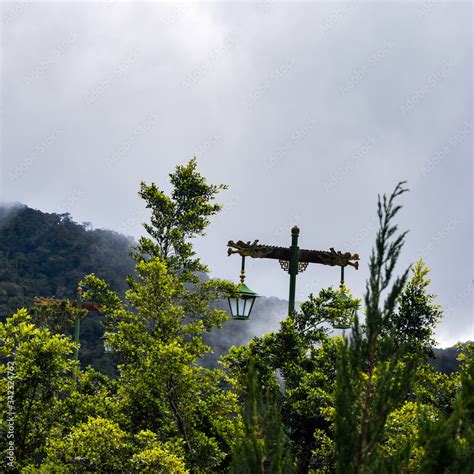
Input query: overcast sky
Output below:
<box><xmin>1</xmin><ymin>1</ymin><xmax>472</xmax><ymax>346</ymax></box>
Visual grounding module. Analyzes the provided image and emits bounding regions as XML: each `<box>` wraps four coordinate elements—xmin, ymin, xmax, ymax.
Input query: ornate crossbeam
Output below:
<box><xmin>227</xmin><ymin>226</ymin><xmax>360</xmax><ymax>315</ymax></box>
<box><xmin>227</xmin><ymin>240</ymin><xmax>359</xmax><ymax>269</ymax></box>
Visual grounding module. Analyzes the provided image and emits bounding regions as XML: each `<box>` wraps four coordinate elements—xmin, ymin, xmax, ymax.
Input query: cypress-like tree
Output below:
<box><xmin>334</xmin><ymin>182</ymin><xmax>417</xmax><ymax>472</ymax></box>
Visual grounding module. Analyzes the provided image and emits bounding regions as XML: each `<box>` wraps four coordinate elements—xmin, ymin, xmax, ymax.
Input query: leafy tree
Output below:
<box><xmin>35</xmin><ymin>417</ymin><xmax>188</xmax><ymax>473</ymax></box>
<box><xmin>78</xmin><ymin>160</ymin><xmax>239</xmax><ymax>471</ymax></box>
<box><xmin>231</xmin><ymin>360</ymin><xmax>295</xmax><ymax>473</ymax></box>
<box><xmin>1</xmin><ymin>168</ymin><xmax>471</xmax><ymax>473</ymax></box>
<box><xmin>0</xmin><ymin>309</ymin><xmax>76</xmax><ymax>469</ymax></box>
<box><xmin>382</xmin><ymin>259</ymin><xmax>443</xmax><ymax>359</ymax></box>
<box><xmin>416</xmin><ymin>343</ymin><xmax>474</xmax><ymax>473</ymax></box>
<box><xmin>225</xmin><ymin>286</ymin><xmax>360</xmax><ymax>472</ymax></box>
<box><xmin>135</xmin><ymin>157</ymin><xmax>228</xmax><ymax>277</ymax></box>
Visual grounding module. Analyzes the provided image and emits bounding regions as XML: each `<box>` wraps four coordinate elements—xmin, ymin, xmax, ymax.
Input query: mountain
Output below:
<box><xmin>431</xmin><ymin>346</ymin><xmax>463</xmax><ymax>374</ymax></box>
<box><xmin>0</xmin><ymin>203</ymin><xmax>136</xmax><ymax>317</ymax></box>
<box><xmin>0</xmin><ymin>203</ymin><xmax>464</xmax><ymax>376</ymax></box>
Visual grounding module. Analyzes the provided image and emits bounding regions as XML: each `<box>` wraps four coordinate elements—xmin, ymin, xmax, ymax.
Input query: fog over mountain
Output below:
<box><xmin>1</xmin><ymin>2</ymin><xmax>472</xmax><ymax>347</ymax></box>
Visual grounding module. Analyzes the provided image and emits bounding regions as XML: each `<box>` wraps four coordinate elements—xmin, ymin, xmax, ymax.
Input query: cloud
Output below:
<box><xmin>1</xmin><ymin>1</ymin><xmax>472</xmax><ymax>345</ymax></box>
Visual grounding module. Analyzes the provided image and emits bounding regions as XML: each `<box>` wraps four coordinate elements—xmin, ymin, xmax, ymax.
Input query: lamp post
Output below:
<box><xmin>72</xmin><ymin>286</ymin><xmax>82</xmax><ymax>382</ymax></box>
<box><xmin>71</xmin><ymin>287</ymin><xmax>106</xmax><ymax>380</ymax></box>
<box><xmin>73</xmin><ymin>286</ymin><xmax>82</xmax><ymax>363</ymax></box>
<box><xmin>227</xmin><ymin>256</ymin><xmax>259</xmax><ymax>320</ymax></box>
<box><xmin>227</xmin><ymin>226</ymin><xmax>359</xmax><ymax>319</ymax></box>
<box><xmin>332</xmin><ymin>267</ymin><xmax>357</xmax><ymax>330</ymax></box>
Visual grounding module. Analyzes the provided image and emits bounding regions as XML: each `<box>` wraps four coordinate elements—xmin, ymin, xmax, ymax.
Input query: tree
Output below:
<box><xmin>382</xmin><ymin>259</ymin><xmax>443</xmax><ymax>359</ymax></box>
<box><xmin>416</xmin><ymin>343</ymin><xmax>474</xmax><ymax>473</ymax></box>
<box><xmin>334</xmin><ymin>182</ymin><xmax>418</xmax><ymax>473</ymax></box>
<box><xmin>135</xmin><ymin>157</ymin><xmax>228</xmax><ymax>277</ymax></box>
<box><xmin>77</xmin><ymin>160</ymin><xmax>239</xmax><ymax>471</ymax></box>
<box><xmin>0</xmin><ymin>309</ymin><xmax>76</xmax><ymax>469</ymax></box>
<box><xmin>230</xmin><ymin>360</ymin><xmax>295</xmax><ymax>474</ymax></box>
<box><xmin>225</xmin><ymin>286</ymin><xmax>360</xmax><ymax>472</ymax></box>
<box><xmin>36</xmin><ymin>417</ymin><xmax>188</xmax><ymax>473</ymax></box>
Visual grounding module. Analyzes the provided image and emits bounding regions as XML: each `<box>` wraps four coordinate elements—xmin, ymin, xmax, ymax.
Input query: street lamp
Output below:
<box><xmin>101</xmin><ymin>334</ymin><xmax>114</xmax><ymax>353</ymax></box>
<box><xmin>227</xmin><ymin>256</ymin><xmax>258</xmax><ymax>320</ymax></box>
<box><xmin>332</xmin><ymin>267</ymin><xmax>358</xmax><ymax>330</ymax></box>
<box><xmin>227</xmin><ymin>226</ymin><xmax>359</xmax><ymax>318</ymax></box>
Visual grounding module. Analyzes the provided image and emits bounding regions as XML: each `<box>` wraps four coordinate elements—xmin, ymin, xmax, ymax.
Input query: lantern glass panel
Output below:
<box><xmin>228</xmin><ymin>282</ymin><xmax>258</xmax><ymax>320</ymax></box>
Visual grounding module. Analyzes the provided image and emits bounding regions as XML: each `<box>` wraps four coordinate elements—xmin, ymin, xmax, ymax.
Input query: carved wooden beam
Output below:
<box><xmin>227</xmin><ymin>240</ymin><xmax>359</xmax><ymax>269</ymax></box>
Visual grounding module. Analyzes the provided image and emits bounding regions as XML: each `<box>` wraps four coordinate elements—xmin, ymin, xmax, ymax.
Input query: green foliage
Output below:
<box><xmin>231</xmin><ymin>361</ymin><xmax>295</xmax><ymax>474</ymax></box>
<box><xmin>32</xmin><ymin>417</ymin><xmax>188</xmax><ymax>473</ymax></box>
<box><xmin>225</xmin><ymin>287</ymin><xmax>360</xmax><ymax>472</ymax></box>
<box><xmin>0</xmin><ymin>309</ymin><xmax>76</xmax><ymax>469</ymax></box>
<box><xmin>44</xmin><ymin>416</ymin><xmax>133</xmax><ymax>472</ymax></box>
<box><xmin>416</xmin><ymin>344</ymin><xmax>474</xmax><ymax>473</ymax></box>
<box><xmin>0</xmin><ymin>205</ymin><xmax>135</xmax><ymax>317</ymax></box>
<box><xmin>334</xmin><ymin>182</ymin><xmax>417</xmax><ymax>473</ymax></box>
<box><xmin>78</xmin><ymin>160</ymin><xmax>237</xmax><ymax>471</ymax></box>
<box><xmin>383</xmin><ymin>260</ymin><xmax>443</xmax><ymax>358</ymax></box>
<box><xmin>1</xmin><ymin>171</ymin><xmax>470</xmax><ymax>473</ymax></box>
<box><xmin>136</xmin><ymin>157</ymin><xmax>228</xmax><ymax>276</ymax></box>
<box><xmin>0</xmin><ymin>205</ymin><xmax>135</xmax><ymax>377</ymax></box>
<box><xmin>29</xmin><ymin>297</ymin><xmax>78</xmax><ymax>335</ymax></box>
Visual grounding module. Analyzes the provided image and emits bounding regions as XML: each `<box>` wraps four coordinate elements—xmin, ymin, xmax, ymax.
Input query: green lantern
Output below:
<box><xmin>101</xmin><ymin>334</ymin><xmax>114</xmax><ymax>353</ymax></box>
<box><xmin>227</xmin><ymin>256</ymin><xmax>258</xmax><ymax>320</ymax></box>
<box><xmin>332</xmin><ymin>267</ymin><xmax>357</xmax><ymax>330</ymax></box>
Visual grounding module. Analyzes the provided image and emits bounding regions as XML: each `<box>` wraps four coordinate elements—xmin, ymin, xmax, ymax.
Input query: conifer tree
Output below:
<box><xmin>334</xmin><ymin>182</ymin><xmax>417</xmax><ymax>473</ymax></box>
<box><xmin>231</xmin><ymin>360</ymin><xmax>295</xmax><ymax>473</ymax></box>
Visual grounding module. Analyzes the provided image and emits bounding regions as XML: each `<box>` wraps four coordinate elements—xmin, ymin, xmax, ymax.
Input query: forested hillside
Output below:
<box><xmin>0</xmin><ymin>203</ymin><xmax>135</xmax><ymax>317</ymax></box>
<box><xmin>0</xmin><ymin>202</ymin><xmax>463</xmax><ymax>376</ymax></box>
<box><xmin>1</xmin><ymin>166</ymin><xmax>472</xmax><ymax>472</ymax></box>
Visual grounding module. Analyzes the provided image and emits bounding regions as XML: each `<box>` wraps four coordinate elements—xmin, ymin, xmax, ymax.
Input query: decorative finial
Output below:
<box><xmin>291</xmin><ymin>225</ymin><xmax>300</xmax><ymax>235</ymax></box>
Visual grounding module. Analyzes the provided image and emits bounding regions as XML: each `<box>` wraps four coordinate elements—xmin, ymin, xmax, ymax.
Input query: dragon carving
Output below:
<box><xmin>227</xmin><ymin>240</ymin><xmax>273</xmax><ymax>258</ymax></box>
<box><xmin>227</xmin><ymin>240</ymin><xmax>359</xmax><ymax>269</ymax></box>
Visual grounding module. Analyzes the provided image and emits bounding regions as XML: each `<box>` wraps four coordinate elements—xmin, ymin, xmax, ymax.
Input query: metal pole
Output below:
<box><xmin>240</xmin><ymin>256</ymin><xmax>246</xmax><ymax>283</ymax></box>
<box><xmin>288</xmin><ymin>226</ymin><xmax>300</xmax><ymax>315</ymax></box>
<box><xmin>73</xmin><ymin>286</ymin><xmax>82</xmax><ymax>365</ymax></box>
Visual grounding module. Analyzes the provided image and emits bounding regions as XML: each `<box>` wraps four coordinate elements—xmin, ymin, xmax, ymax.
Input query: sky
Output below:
<box><xmin>1</xmin><ymin>0</ymin><xmax>472</xmax><ymax>347</ymax></box>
